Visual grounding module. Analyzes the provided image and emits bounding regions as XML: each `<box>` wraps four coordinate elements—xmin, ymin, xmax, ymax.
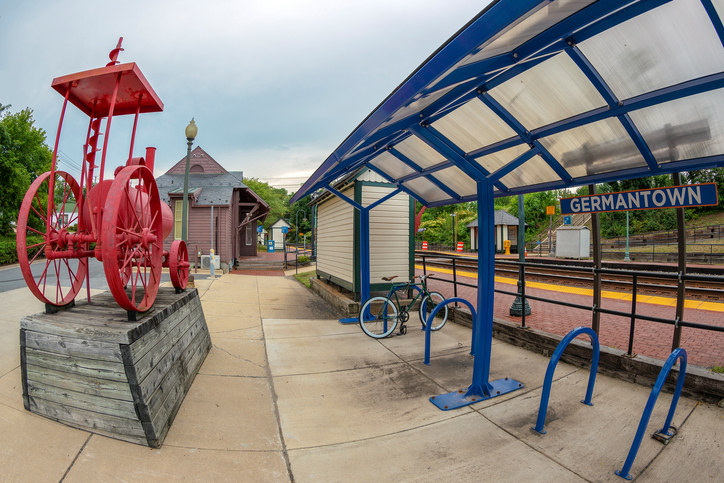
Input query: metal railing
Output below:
<box><xmin>417</xmin><ymin>253</ymin><xmax>724</xmax><ymax>357</ymax></box>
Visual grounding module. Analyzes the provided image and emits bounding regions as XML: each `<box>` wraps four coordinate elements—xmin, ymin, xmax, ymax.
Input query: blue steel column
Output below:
<box><xmin>468</xmin><ymin>180</ymin><xmax>495</xmax><ymax>397</ymax></box>
<box><xmin>429</xmin><ymin>180</ymin><xmax>523</xmax><ymax>411</ymax></box>
<box><xmin>359</xmin><ymin>209</ymin><xmax>371</xmax><ymax>306</ymax></box>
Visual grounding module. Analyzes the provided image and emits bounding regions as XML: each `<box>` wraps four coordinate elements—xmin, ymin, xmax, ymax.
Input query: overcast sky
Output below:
<box><xmin>1</xmin><ymin>0</ymin><xmax>488</xmax><ymax>192</ymax></box>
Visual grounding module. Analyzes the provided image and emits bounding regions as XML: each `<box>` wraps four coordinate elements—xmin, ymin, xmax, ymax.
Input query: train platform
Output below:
<box><xmin>1</xmin><ymin>272</ymin><xmax>722</xmax><ymax>481</ymax></box>
<box><xmin>418</xmin><ymin>264</ymin><xmax>724</xmax><ymax>368</ymax></box>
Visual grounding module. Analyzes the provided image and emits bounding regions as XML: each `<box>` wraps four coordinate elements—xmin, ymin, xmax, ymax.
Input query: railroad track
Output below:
<box><xmin>416</xmin><ymin>256</ymin><xmax>724</xmax><ymax>301</ymax></box>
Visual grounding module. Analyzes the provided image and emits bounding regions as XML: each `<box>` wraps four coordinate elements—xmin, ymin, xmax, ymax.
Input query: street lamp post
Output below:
<box><xmin>181</xmin><ymin>119</ymin><xmax>198</xmax><ymax>244</ymax></box>
<box><xmin>451</xmin><ymin>212</ymin><xmax>457</xmax><ymax>250</ymax></box>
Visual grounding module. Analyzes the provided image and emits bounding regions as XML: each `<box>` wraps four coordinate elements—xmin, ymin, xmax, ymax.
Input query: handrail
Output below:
<box><xmin>615</xmin><ymin>348</ymin><xmax>687</xmax><ymax>480</ymax></box>
<box><xmin>424</xmin><ymin>297</ymin><xmax>476</xmax><ymax>365</ymax></box>
<box><xmin>532</xmin><ymin>327</ymin><xmax>599</xmax><ymax>434</ymax></box>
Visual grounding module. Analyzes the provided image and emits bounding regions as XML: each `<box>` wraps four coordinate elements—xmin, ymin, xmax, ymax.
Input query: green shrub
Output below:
<box><xmin>0</xmin><ymin>235</ymin><xmax>44</xmax><ymax>265</ymax></box>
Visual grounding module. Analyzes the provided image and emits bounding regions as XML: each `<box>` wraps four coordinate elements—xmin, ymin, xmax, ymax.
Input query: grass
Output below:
<box><xmin>711</xmin><ymin>365</ymin><xmax>724</xmax><ymax>374</ymax></box>
<box><xmin>294</xmin><ymin>270</ymin><xmax>316</xmax><ymax>288</ymax></box>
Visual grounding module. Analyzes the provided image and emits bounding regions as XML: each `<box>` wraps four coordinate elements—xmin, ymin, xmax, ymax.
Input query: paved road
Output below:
<box><xmin>0</xmin><ymin>258</ymin><xmax>212</xmax><ymax>295</ymax></box>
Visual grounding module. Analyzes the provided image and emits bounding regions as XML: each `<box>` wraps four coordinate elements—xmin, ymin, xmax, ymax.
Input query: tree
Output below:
<box><xmin>0</xmin><ymin>105</ymin><xmax>53</xmax><ymax>235</ymax></box>
<box><xmin>243</xmin><ymin>177</ymin><xmax>289</xmax><ymax>229</ymax></box>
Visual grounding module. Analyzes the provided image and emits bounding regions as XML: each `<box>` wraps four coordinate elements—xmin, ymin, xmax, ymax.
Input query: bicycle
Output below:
<box><xmin>358</xmin><ymin>274</ymin><xmax>448</xmax><ymax>339</ymax></box>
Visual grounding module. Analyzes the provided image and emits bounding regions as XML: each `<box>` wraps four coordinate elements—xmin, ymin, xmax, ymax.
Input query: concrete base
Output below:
<box><xmin>20</xmin><ymin>288</ymin><xmax>211</xmax><ymax>447</ymax></box>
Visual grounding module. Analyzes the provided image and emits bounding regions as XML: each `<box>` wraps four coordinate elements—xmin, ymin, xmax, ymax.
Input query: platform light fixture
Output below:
<box><xmin>181</xmin><ymin>119</ymin><xmax>198</xmax><ymax>244</ymax></box>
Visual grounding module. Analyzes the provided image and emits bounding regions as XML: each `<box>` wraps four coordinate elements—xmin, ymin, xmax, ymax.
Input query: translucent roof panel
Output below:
<box><xmin>628</xmin><ymin>88</ymin><xmax>724</xmax><ymax>164</ymax></box>
<box><xmin>461</xmin><ymin>0</ymin><xmax>595</xmax><ymax>65</ymax></box>
<box><xmin>539</xmin><ymin>118</ymin><xmax>647</xmax><ymax>178</ymax></box>
<box><xmin>369</xmin><ymin>151</ymin><xmax>417</xmax><ymax>180</ymax></box>
<box><xmin>499</xmin><ymin>155</ymin><xmax>560</xmax><ymax>188</ymax></box>
<box><xmin>489</xmin><ymin>53</ymin><xmax>607</xmax><ymax>130</ymax></box>
<box><xmin>578</xmin><ymin>0</ymin><xmax>724</xmax><ymax>101</ymax></box>
<box><xmin>431</xmin><ymin>166</ymin><xmax>478</xmax><ymax>197</ymax></box>
<box><xmin>473</xmin><ymin>143</ymin><xmax>529</xmax><ymax>173</ymax></box>
<box><xmin>377</xmin><ymin>86</ymin><xmax>456</xmax><ymax>131</ymax></box>
<box><xmin>403</xmin><ymin>177</ymin><xmax>452</xmax><ymax>203</ymax></box>
<box><xmin>431</xmin><ymin>98</ymin><xmax>517</xmax><ymax>153</ymax></box>
<box><xmin>394</xmin><ymin>135</ymin><xmax>447</xmax><ymax>169</ymax></box>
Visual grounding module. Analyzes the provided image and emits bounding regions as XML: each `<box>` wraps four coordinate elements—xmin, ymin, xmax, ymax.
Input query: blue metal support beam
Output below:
<box><xmin>388</xmin><ymin>147</ymin><xmax>424</xmax><ymax>172</ymax></box>
<box><xmin>395</xmin><ymin>160</ymin><xmax>455</xmax><ymax>184</ymax></box>
<box><xmin>702</xmin><ymin>0</ymin><xmax>724</xmax><ymax>49</ymax></box>
<box><xmin>478</xmin><ymin>92</ymin><xmax>572</xmax><ymax>185</ymax></box>
<box><xmin>430</xmin><ymin>179</ymin><xmax>523</xmax><ymax>410</ymax></box>
<box><xmin>487</xmin><ymin>148</ymin><xmax>538</xmax><ymax>183</ymax></box>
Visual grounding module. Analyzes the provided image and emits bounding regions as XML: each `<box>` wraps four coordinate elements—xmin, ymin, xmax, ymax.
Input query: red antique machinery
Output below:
<box><xmin>16</xmin><ymin>38</ymin><xmax>189</xmax><ymax>315</ymax></box>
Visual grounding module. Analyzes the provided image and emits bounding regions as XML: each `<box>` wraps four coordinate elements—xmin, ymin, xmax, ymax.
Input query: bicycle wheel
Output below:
<box><xmin>419</xmin><ymin>291</ymin><xmax>448</xmax><ymax>331</ymax></box>
<box><xmin>359</xmin><ymin>296</ymin><xmax>398</xmax><ymax>338</ymax></box>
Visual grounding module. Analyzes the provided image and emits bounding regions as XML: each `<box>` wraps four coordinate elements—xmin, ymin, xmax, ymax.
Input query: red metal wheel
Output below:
<box><xmin>17</xmin><ymin>171</ymin><xmax>88</xmax><ymax>306</ymax></box>
<box><xmin>101</xmin><ymin>165</ymin><xmax>163</xmax><ymax>312</ymax></box>
<box><xmin>169</xmin><ymin>240</ymin><xmax>189</xmax><ymax>289</ymax></box>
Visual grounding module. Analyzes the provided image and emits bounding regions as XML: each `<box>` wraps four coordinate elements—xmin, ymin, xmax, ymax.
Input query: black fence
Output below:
<box><xmin>417</xmin><ymin>252</ymin><xmax>724</xmax><ymax>357</ymax></box>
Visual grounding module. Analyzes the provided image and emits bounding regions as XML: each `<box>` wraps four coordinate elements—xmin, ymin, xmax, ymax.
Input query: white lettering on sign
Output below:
<box><xmin>653</xmin><ymin>190</ymin><xmax>666</xmax><ymax>206</ymax></box>
<box><xmin>615</xmin><ymin>194</ymin><xmax>627</xmax><ymax>210</ymax></box>
<box><xmin>590</xmin><ymin>196</ymin><xmax>601</xmax><ymax>211</ymax></box>
<box><xmin>628</xmin><ymin>192</ymin><xmax>640</xmax><ymax>209</ymax></box>
<box><xmin>640</xmin><ymin>190</ymin><xmax>651</xmax><ymax>208</ymax></box>
<box><xmin>571</xmin><ymin>198</ymin><xmax>580</xmax><ymax>212</ymax></box>
<box><xmin>688</xmin><ymin>186</ymin><xmax>701</xmax><ymax>204</ymax></box>
<box><xmin>581</xmin><ymin>197</ymin><xmax>590</xmax><ymax>212</ymax></box>
<box><xmin>667</xmin><ymin>187</ymin><xmax>686</xmax><ymax>205</ymax></box>
<box><xmin>601</xmin><ymin>195</ymin><xmax>614</xmax><ymax>211</ymax></box>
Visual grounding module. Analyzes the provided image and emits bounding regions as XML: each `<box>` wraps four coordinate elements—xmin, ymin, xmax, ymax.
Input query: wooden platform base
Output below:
<box><xmin>20</xmin><ymin>287</ymin><xmax>211</xmax><ymax>448</ymax></box>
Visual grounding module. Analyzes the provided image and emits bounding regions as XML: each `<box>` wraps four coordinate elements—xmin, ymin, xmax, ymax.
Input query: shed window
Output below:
<box><xmin>246</xmin><ymin>226</ymin><xmax>253</xmax><ymax>245</ymax></box>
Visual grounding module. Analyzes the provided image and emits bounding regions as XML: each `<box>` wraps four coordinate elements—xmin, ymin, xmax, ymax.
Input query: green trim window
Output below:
<box><xmin>174</xmin><ymin>200</ymin><xmax>187</xmax><ymax>240</ymax></box>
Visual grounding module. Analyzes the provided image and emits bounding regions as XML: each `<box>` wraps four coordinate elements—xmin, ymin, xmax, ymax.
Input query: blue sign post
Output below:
<box><xmin>560</xmin><ymin>183</ymin><xmax>718</xmax><ymax>215</ymax></box>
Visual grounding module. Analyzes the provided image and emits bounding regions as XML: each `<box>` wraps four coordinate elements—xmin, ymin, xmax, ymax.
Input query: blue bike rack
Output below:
<box><xmin>616</xmin><ymin>348</ymin><xmax>687</xmax><ymax>480</ymax></box>
<box><xmin>532</xmin><ymin>326</ymin><xmax>600</xmax><ymax>434</ymax></box>
<box><xmin>423</xmin><ymin>297</ymin><xmax>476</xmax><ymax>366</ymax></box>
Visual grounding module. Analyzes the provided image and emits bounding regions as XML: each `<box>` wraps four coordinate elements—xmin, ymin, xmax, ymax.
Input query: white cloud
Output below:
<box><xmin>1</xmin><ymin>0</ymin><xmax>488</xmax><ymax>189</ymax></box>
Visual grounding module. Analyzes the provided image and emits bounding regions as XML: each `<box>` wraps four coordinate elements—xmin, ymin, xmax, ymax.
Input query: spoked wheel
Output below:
<box><xmin>419</xmin><ymin>291</ymin><xmax>448</xmax><ymax>331</ymax></box>
<box><xmin>359</xmin><ymin>296</ymin><xmax>398</xmax><ymax>339</ymax></box>
<box><xmin>17</xmin><ymin>171</ymin><xmax>88</xmax><ymax>306</ymax></box>
<box><xmin>102</xmin><ymin>166</ymin><xmax>163</xmax><ymax>312</ymax></box>
<box><xmin>169</xmin><ymin>240</ymin><xmax>189</xmax><ymax>290</ymax></box>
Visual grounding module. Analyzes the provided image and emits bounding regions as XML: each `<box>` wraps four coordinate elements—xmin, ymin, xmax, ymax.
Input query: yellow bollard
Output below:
<box><xmin>503</xmin><ymin>239</ymin><xmax>511</xmax><ymax>255</ymax></box>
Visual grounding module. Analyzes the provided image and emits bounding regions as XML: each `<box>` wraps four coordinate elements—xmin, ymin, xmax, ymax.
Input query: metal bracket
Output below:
<box><xmin>652</xmin><ymin>425</ymin><xmax>678</xmax><ymax>445</ymax></box>
<box><xmin>674</xmin><ymin>316</ymin><xmax>680</xmax><ymax>329</ymax></box>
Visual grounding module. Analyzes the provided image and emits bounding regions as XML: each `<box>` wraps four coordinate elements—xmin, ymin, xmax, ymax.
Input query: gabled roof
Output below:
<box><xmin>291</xmin><ymin>0</ymin><xmax>724</xmax><ymax>208</ymax></box>
<box><xmin>269</xmin><ymin>218</ymin><xmax>291</xmax><ymax>228</ymax></box>
<box><xmin>466</xmin><ymin>210</ymin><xmax>524</xmax><ymax>227</ymax></box>
<box><xmin>166</xmin><ymin>146</ymin><xmax>227</xmax><ymax>175</ymax></box>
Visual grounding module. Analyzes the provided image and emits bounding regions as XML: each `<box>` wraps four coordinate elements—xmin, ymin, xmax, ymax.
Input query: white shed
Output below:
<box><xmin>310</xmin><ymin>169</ymin><xmax>414</xmax><ymax>299</ymax></box>
<box><xmin>268</xmin><ymin>218</ymin><xmax>290</xmax><ymax>251</ymax></box>
<box><xmin>467</xmin><ymin>210</ymin><xmax>525</xmax><ymax>253</ymax></box>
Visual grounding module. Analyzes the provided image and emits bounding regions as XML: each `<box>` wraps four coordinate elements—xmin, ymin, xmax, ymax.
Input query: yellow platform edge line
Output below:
<box><xmin>415</xmin><ymin>264</ymin><xmax>724</xmax><ymax>312</ymax></box>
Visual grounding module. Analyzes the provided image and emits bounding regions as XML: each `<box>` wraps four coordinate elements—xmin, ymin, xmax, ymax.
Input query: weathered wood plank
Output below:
<box><xmin>126</xmin><ymin>302</ymin><xmax>195</xmax><ymax>363</ymax></box>
<box><xmin>25</xmin><ymin>363</ymin><xmax>133</xmax><ymax>401</ymax></box>
<box><xmin>28</xmin><ymin>396</ymin><xmax>145</xmax><ymax>438</ymax></box>
<box><xmin>130</xmin><ymin>311</ymin><xmax>204</xmax><ymax>384</ymax></box>
<box><xmin>27</xmin><ymin>379</ymin><xmax>137</xmax><ymax>420</ymax></box>
<box><xmin>150</xmin><ymin>327</ymin><xmax>212</xmax><ymax>447</ymax></box>
<box><xmin>134</xmin><ymin>316</ymin><xmax>208</xmax><ymax>394</ymax></box>
<box><xmin>23</xmin><ymin>331</ymin><xmax>123</xmax><ymax>363</ymax></box>
<box><xmin>25</xmin><ymin>347</ymin><xmax>127</xmax><ymax>383</ymax></box>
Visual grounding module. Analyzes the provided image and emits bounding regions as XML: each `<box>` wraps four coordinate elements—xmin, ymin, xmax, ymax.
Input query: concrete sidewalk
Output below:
<box><xmin>0</xmin><ymin>273</ymin><xmax>722</xmax><ymax>481</ymax></box>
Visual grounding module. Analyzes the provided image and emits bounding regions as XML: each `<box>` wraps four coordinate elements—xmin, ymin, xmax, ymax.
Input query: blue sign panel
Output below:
<box><xmin>563</xmin><ymin>215</ymin><xmax>572</xmax><ymax>225</ymax></box>
<box><xmin>281</xmin><ymin>226</ymin><xmax>289</xmax><ymax>234</ymax></box>
<box><xmin>267</xmin><ymin>240</ymin><xmax>274</xmax><ymax>253</ymax></box>
<box><xmin>560</xmin><ymin>184</ymin><xmax>718</xmax><ymax>215</ymax></box>
<box><xmin>257</xmin><ymin>225</ymin><xmax>263</xmax><ymax>233</ymax></box>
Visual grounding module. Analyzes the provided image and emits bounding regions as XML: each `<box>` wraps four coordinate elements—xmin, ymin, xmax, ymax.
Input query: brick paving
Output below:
<box><xmin>417</xmin><ymin>267</ymin><xmax>724</xmax><ymax>368</ymax></box>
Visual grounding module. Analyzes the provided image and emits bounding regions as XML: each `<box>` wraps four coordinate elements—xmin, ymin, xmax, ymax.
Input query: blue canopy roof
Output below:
<box><xmin>292</xmin><ymin>0</ymin><xmax>724</xmax><ymax>206</ymax></box>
